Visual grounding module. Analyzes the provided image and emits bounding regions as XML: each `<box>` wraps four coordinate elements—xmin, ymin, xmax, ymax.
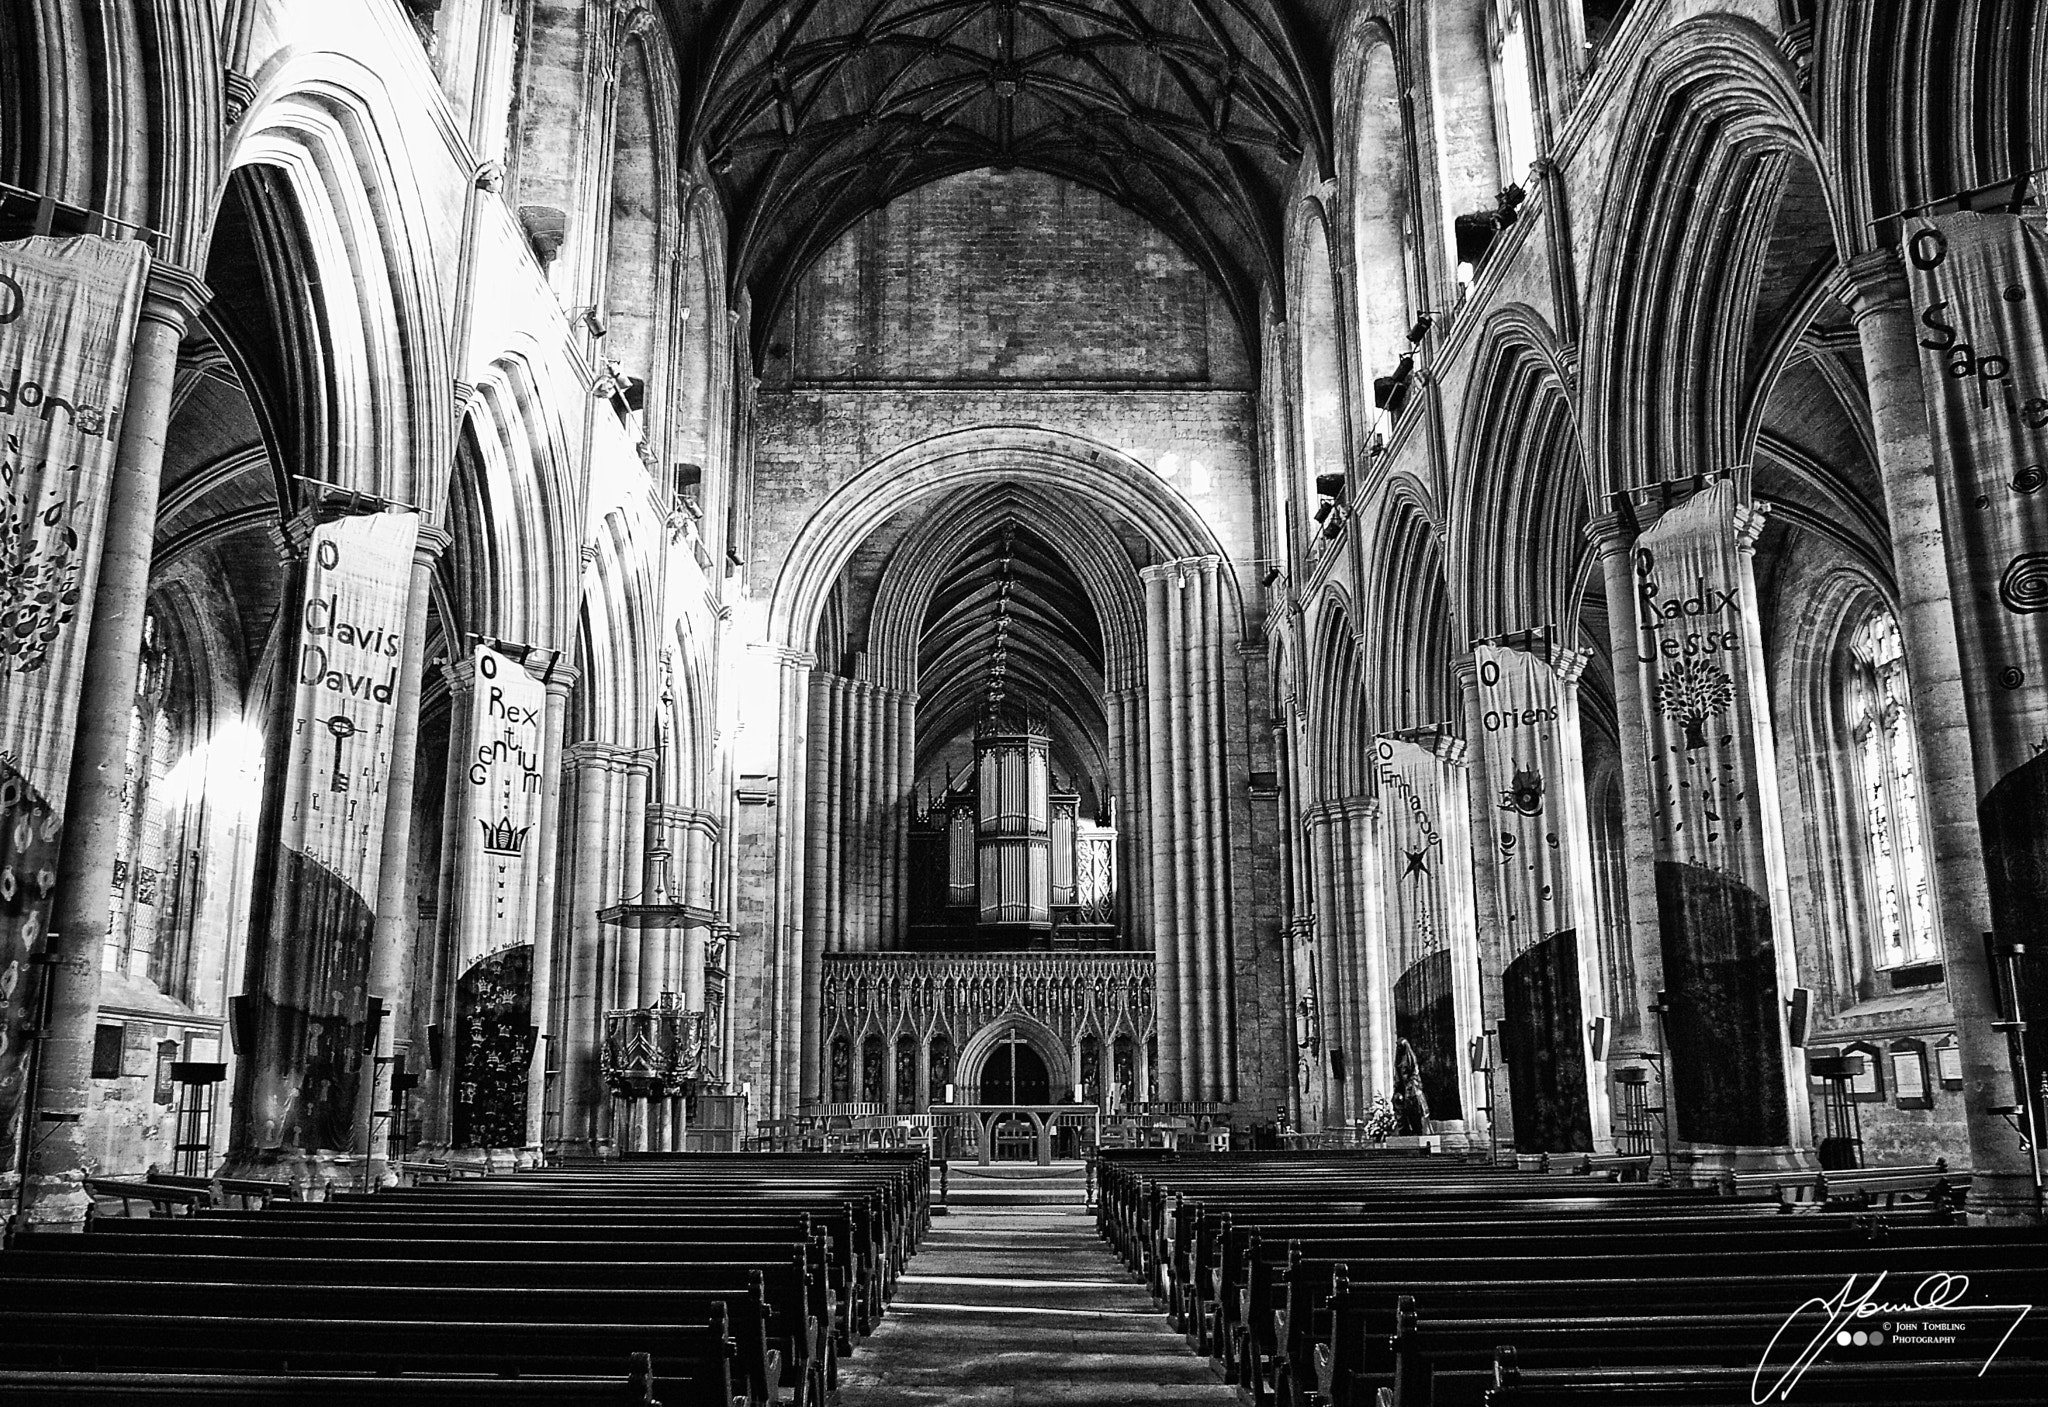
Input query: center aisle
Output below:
<box><xmin>841</xmin><ymin>1165</ymin><xmax>1237</xmax><ymax>1406</ymax></box>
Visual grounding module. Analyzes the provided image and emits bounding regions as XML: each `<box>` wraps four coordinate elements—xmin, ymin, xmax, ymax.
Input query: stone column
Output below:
<box><xmin>523</xmin><ymin>666</ymin><xmax>577</xmax><ymax>1152</ymax></box>
<box><xmin>558</xmin><ymin>743</ymin><xmax>624</xmax><ymax>1156</ymax></box>
<box><xmin>1838</xmin><ymin>249</ymin><xmax>2034</xmax><ymax>1219</ymax></box>
<box><xmin>1586</xmin><ymin>516</ymin><xmax>1669</xmax><ymax>1043</ymax></box>
<box><xmin>680</xmin><ymin>809</ymin><xmax>719</xmax><ymax>1013</ymax></box>
<box><xmin>1139</xmin><ymin>567</ymin><xmax>1182</xmax><ymax>1098</ymax></box>
<box><xmin>26</xmin><ymin>262</ymin><xmax>210</xmax><ymax>1225</ymax></box>
<box><xmin>360</xmin><ymin>525</ymin><xmax>451</xmax><ymax>1182</ymax></box>
<box><xmin>776</xmin><ymin>648</ymin><xmax>817</xmax><ymax>1117</ymax></box>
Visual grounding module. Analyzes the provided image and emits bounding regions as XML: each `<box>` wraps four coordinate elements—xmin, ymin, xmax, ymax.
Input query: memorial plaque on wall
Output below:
<box><xmin>1375</xmin><ymin>736</ymin><xmax>1462</xmax><ymax>1122</ymax></box>
<box><xmin>1631</xmin><ymin>481</ymin><xmax>1788</xmax><ymax>1146</ymax></box>
<box><xmin>0</xmin><ymin>237</ymin><xmax>147</xmax><ymax>1158</ymax></box>
<box><xmin>1902</xmin><ymin>212</ymin><xmax>2048</xmax><ymax>1079</ymax></box>
<box><xmin>1474</xmin><ymin>644</ymin><xmax>1592</xmax><ymax>1153</ymax></box>
<box><xmin>245</xmin><ymin>509</ymin><xmax>419</xmax><ymax>1152</ymax></box>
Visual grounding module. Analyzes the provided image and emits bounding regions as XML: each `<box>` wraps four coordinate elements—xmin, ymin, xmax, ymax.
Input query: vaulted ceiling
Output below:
<box><xmin>680</xmin><ymin>0</ymin><xmax>1334</xmax><ymax>358</ymax></box>
<box><xmin>916</xmin><ymin>517</ymin><xmax>1106</xmax><ymax>786</ymax></box>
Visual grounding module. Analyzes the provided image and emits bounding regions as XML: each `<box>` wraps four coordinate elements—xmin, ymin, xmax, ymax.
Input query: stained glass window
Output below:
<box><xmin>1844</xmin><ymin>610</ymin><xmax>1936</xmax><ymax>968</ymax></box>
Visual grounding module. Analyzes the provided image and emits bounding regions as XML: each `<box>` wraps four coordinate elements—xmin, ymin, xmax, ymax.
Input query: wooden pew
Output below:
<box><xmin>0</xmin><ymin>1308</ymin><xmax>741</xmax><ymax>1405</ymax></box>
<box><xmin>1817</xmin><ymin>1161</ymin><xmax>1967</xmax><ymax>1211</ymax></box>
<box><xmin>1310</xmin><ymin>1263</ymin><xmax>2047</xmax><ymax>1407</ymax></box>
<box><xmin>5</xmin><ymin>1248</ymin><xmax>822</xmax><ymax>1400</ymax></box>
<box><xmin>0</xmin><ymin>1273</ymin><xmax>783</xmax><ymax>1406</ymax></box>
<box><xmin>145</xmin><ymin>1171</ymin><xmax>294</xmax><ymax>1209</ymax></box>
<box><xmin>83</xmin><ymin>1178</ymin><xmax>212</xmax><ymax>1218</ymax></box>
<box><xmin>1486</xmin><ymin>1350</ymin><xmax>2047</xmax><ymax>1405</ymax></box>
<box><xmin>0</xmin><ymin>1360</ymin><xmax>660</xmax><ymax>1405</ymax></box>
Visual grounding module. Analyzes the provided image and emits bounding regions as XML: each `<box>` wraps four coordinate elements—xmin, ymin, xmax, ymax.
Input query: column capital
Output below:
<box><xmin>413</xmin><ymin>523</ymin><xmax>453</xmax><ymax>567</ymax></box>
<box><xmin>1584</xmin><ymin>511</ymin><xmax>1636</xmax><ymax>555</ymax></box>
<box><xmin>1378</xmin><ymin>724</ymin><xmax>1468</xmax><ymax>768</ymax></box>
<box><xmin>567</xmin><ymin>740</ymin><xmax>654</xmax><ymax>774</ymax></box>
<box><xmin>1139</xmin><ymin>554</ymin><xmax>1222</xmax><ymax>584</ymax></box>
<box><xmin>139</xmin><ymin>260</ymin><xmax>212</xmax><ymax>332</ymax></box>
<box><xmin>1733</xmin><ymin>498</ymin><xmax>1771</xmax><ymax>554</ymax></box>
<box><xmin>535</xmin><ymin>659</ymin><xmax>580</xmax><ymax>692</ymax></box>
<box><xmin>1831</xmin><ymin>246</ymin><xmax>1911</xmax><ymax>318</ymax></box>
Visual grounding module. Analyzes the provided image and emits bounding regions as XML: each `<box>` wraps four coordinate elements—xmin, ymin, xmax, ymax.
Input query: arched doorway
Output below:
<box><xmin>978</xmin><ymin>1028</ymin><xmax>1050</xmax><ymax>1106</ymax></box>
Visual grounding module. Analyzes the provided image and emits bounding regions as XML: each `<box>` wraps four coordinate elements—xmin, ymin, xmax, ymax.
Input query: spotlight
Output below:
<box><xmin>1405</xmin><ymin>314</ymin><xmax>1435</xmax><ymax>344</ymax></box>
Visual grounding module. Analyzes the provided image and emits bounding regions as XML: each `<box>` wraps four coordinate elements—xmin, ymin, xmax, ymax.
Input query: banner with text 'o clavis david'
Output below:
<box><xmin>247</xmin><ymin>509</ymin><xmax>418</xmax><ymax>1155</ymax></box>
<box><xmin>0</xmin><ymin>236</ymin><xmax>148</xmax><ymax>1162</ymax></box>
<box><xmin>1902</xmin><ymin>211</ymin><xmax>2048</xmax><ymax>1081</ymax></box>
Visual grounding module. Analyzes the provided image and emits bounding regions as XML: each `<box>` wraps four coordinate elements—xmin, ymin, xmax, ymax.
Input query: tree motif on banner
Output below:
<box><xmin>1655</xmin><ymin>658</ymin><xmax>1735</xmax><ymax>750</ymax></box>
<box><xmin>0</xmin><ymin>484</ymin><xmax>83</xmax><ymax>674</ymax></box>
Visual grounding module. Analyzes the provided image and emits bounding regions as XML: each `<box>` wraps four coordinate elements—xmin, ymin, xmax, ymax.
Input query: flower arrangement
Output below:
<box><xmin>1363</xmin><ymin>1093</ymin><xmax>1397</xmax><ymax>1142</ymax></box>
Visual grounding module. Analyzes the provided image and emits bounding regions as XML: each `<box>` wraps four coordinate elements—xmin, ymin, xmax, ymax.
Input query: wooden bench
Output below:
<box><xmin>83</xmin><ymin>1178</ymin><xmax>212</xmax><ymax>1217</ymax></box>
<box><xmin>1487</xmin><ymin>1350</ymin><xmax>2047</xmax><ymax>1405</ymax></box>
<box><xmin>0</xmin><ymin>1360</ymin><xmax>659</xmax><ymax>1405</ymax></box>
<box><xmin>0</xmin><ymin>1274</ymin><xmax>781</xmax><ymax>1406</ymax></box>
<box><xmin>145</xmin><ymin>1172</ymin><xmax>293</xmax><ymax>1209</ymax></box>
<box><xmin>0</xmin><ymin>1308</ymin><xmax>741</xmax><ymax>1405</ymax></box>
<box><xmin>1818</xmin><ymin>1161</ymin><xmax>1967</xmax><ymax>1211</ymax></box>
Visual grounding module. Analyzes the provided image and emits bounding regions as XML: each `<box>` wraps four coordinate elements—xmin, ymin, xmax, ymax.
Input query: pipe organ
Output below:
<box><xmin>909</xmin><ymin>717</ymin><xmax>1119</xmax><ymax>947</ymax></box>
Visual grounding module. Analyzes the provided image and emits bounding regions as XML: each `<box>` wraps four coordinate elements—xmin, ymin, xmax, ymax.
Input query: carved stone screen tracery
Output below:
<box><xmin>820</xmin><ymin>952</ymin><xmax>1156</xmax><ymax>1110</ymax></box>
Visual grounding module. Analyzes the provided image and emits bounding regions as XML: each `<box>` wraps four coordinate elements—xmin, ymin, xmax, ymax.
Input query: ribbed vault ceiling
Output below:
<box><xmin>686</xmin><ymin>0</ymin><xmax>1330</xmax><ymax>354</ymax></box>
<box><xmin>916</xmin><ymin>518</ymin><xmax>1106</xmax><ymax>791</ymax></box>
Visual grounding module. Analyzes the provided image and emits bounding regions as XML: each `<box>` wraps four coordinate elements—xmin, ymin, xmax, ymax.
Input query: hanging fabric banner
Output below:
<box><xmin>0</xmin><ymin>236</ymin><xmax>148</xmax><ymax>1155</ymax></box>
<box><xmin>455</xmin><ymin>645</ymin><xmax>546</xmax><ymax>972</ymax></box>
<box><xmin>1631</xmin><ymin>479</ymin><xmax>1789</xmax><ymax>1146</ymax></box>
<box><xmin>1374</xmin><ymin>734</ymin><xmax>1467</xmax><ymax>1124</ymax></box>
<box><xmin>245</xmin><ymin>509</ymin><xmax>419</xmax><ymax>1155</ymax></box>
<box><xmin>1474</xmin><ymin>643</ymin><xmax>1592</xmax><ymax>1153</ymax></box>
<box><xmin>1902</xmin><ymin>211</ymin><xmax>2048</xmax><ymax>1078</ymax></box>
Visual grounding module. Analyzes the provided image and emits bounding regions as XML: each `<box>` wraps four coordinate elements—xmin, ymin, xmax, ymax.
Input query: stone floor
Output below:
<box><xmin>840</xmin><ymin>1167</ymin><xmax>1237</xmax><ymax>1406</ymax></box>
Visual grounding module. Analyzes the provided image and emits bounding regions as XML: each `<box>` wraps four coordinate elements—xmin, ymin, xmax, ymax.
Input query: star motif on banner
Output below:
<box><xmin>1403</xmin><ymin>848</ymin><xmax>1430</xmax><ymax>878</ymax></box>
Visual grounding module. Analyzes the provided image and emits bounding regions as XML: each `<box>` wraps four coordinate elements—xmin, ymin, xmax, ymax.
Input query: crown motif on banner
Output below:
<box><xmin>479</xmin><ymin>815</ymin><xmax>533</xmax><ymax>856</ymax></box>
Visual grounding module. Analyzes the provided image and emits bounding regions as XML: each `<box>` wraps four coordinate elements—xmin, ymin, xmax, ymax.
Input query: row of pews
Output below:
<box><xmin>1097</xmin><ymin>1149</ymin><xmax>2046</xmax><ymax>1406</ymax></box>
<box><xmin>0</xmin><ymin>1151</ymin><xmax>928</xmax><ymax>1405</ymax></box>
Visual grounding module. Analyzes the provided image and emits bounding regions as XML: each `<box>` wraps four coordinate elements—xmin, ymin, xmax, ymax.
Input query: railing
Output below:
<box><xmin>942</xmin><ymin>1104</ymin><xmax>1102</xmax><ymax>1166</ymax></box>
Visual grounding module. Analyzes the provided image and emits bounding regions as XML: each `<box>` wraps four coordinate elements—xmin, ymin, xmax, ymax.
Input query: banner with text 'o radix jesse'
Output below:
<box><xmin>0</xmin><ymin>236</ymin><xmax>148</xmax><ymax>1161</ymax></box>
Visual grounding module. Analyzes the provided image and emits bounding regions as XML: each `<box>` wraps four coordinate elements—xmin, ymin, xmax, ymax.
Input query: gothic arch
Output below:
<box><xmin>1581</xmin><ymin>16</ymin><xmax>1845</xmax><ymax>496</ymax></box>
<box><xmin>222</xmin><ymin>62</ymin><xmax>455</xmax><ymax>508</ymax></box>
<box><xmin>766</xmin><ymin>427</ymin><xmax>1241</xmax><ymax>655</ymax></box>
<box><xmin>1452</xmin><ymin>308</ymin><xmax>1591</xmax><ymax>640</ymax></box>
<box><xmin>956</xmin><ymin>1013</ymin><xmax>1074</xmax><ymax>1098</ymax></box>
<box><xmin>1331</xmin><ymin>11</ymin><xmax>1427</xmax><ymax>360</ymax></box>
<box><xmin>1363</xmin><ymin>488</ymin><xmax>1455</xmax><ymax>733</ymax></box>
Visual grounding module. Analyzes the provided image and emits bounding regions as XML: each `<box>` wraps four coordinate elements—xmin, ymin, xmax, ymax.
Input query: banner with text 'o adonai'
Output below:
<box><xmin>0</xmin><ymin>237</ymin><xmax>148</xmax><ymax>1165</ymax></box>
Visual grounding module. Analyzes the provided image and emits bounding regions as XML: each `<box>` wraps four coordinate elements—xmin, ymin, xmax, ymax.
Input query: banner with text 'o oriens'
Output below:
<box><xmin>245</xmin><ymin>509</ymin><xmax>418</xmax><ymax>1155</ymax></box>
<box><xmin>1902</xmin><ymin>211</ymin><xmax>2048</xmax><ymax>1079</ymax></box>
<box><xmin>0</xmin><ymin>236</ymin><xmax>148</xmax><ymax>1162</ymax></box>
<box><xmin>1474</xmin><ymin>644</ymin><xmax>1592</xmax><ymax>1153</ymax></box>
